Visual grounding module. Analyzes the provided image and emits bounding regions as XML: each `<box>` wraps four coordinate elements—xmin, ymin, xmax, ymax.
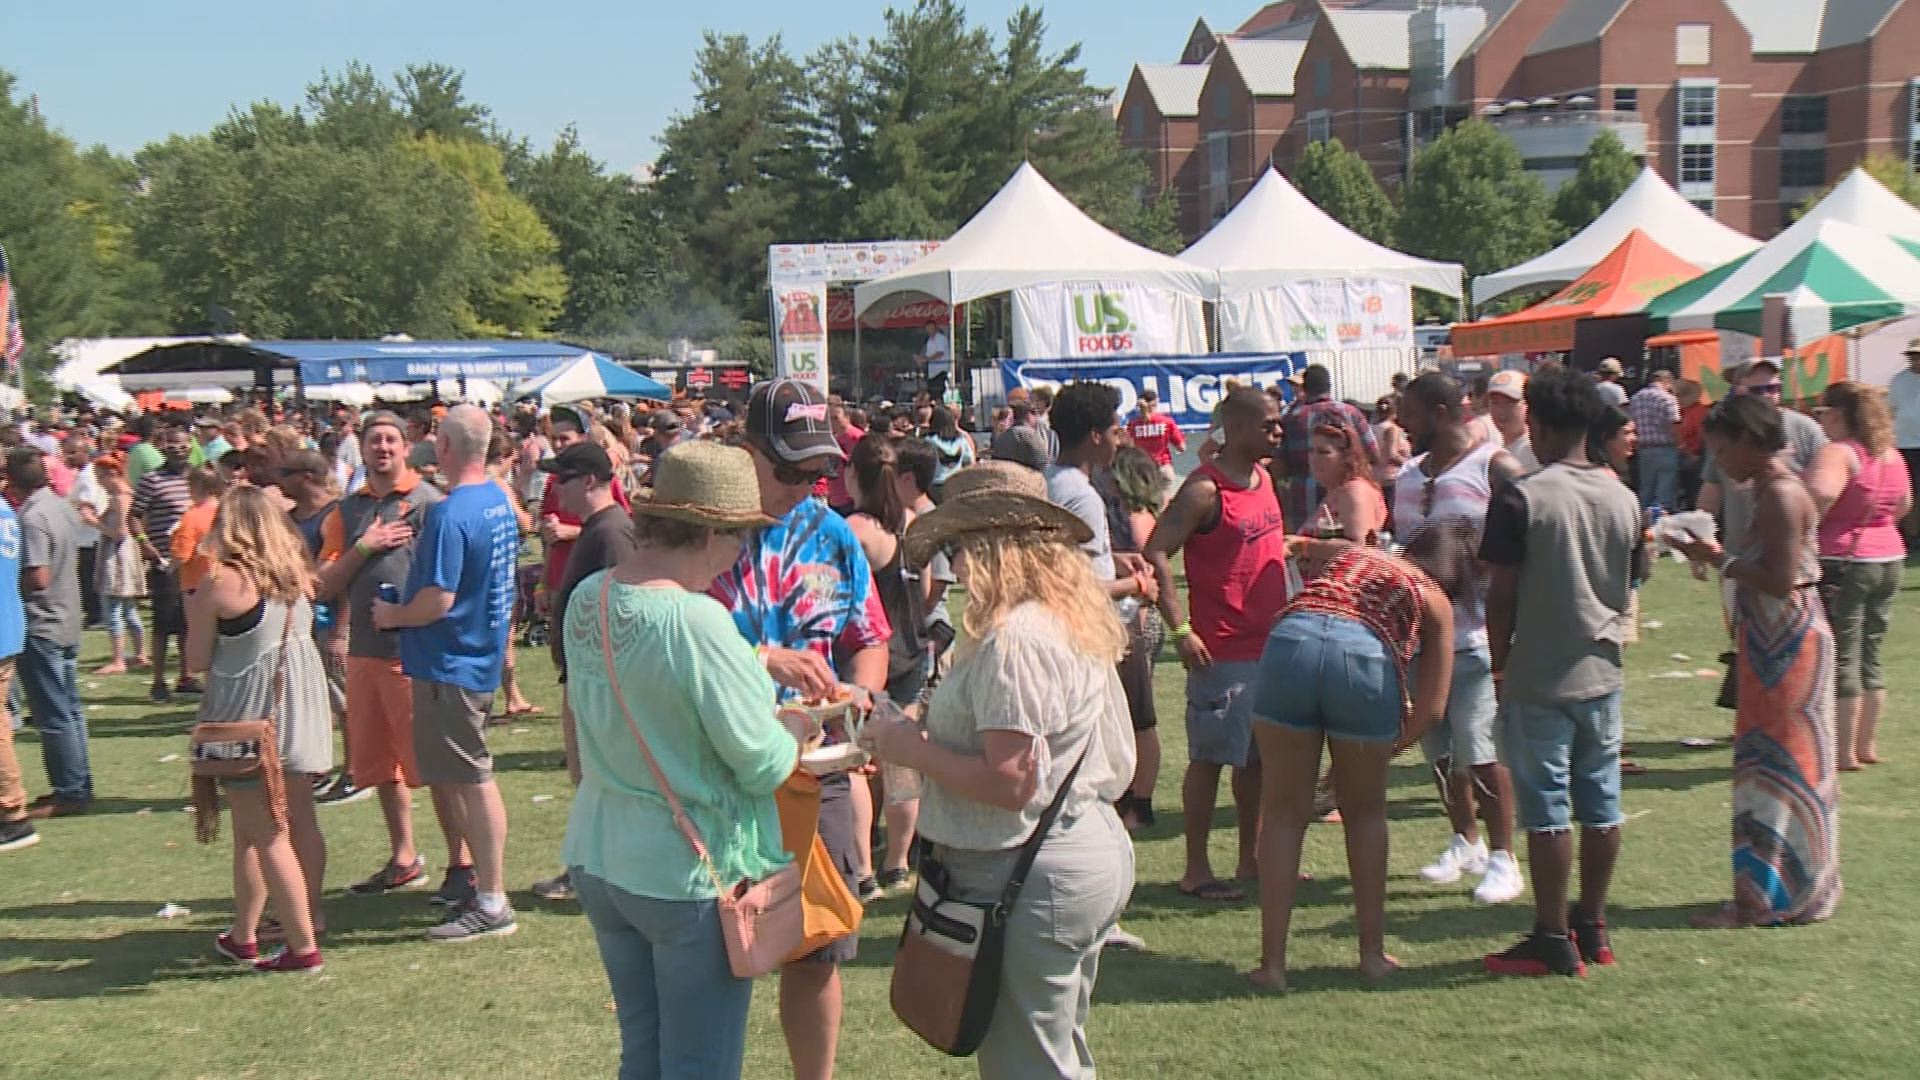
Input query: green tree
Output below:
<box><xmin>1399</xmin><ymin>119</ymin><xmax>1563</xmax><ymax>280</ymax></box>
<box><xmin>413</xmin><ymin>135</ymin><xmax>567</xmax><ymax>336</ymax></box>
<box><xmin>397</xmin><ymin>62</ymin><xmax>492</xmax><ymax>141</ymax></box>
<box><xmin>1291</xmin><ymin>137</ymin><xmax>1397</xmax><ymax>245</ymax></box>
<box><xmin>1791</xmin><ymin>152</ymin><xmax>1920</xmax><ymax>220</ymax></box>
<box><xmin>304</xmin><ymin>62</ymin><xmax>408</xmax><ymax>148</ymax></box>
<box><xmin>1553</xmin><ymin>129</ymin><xmax>1639</xmax><ymax>233</ymax></box>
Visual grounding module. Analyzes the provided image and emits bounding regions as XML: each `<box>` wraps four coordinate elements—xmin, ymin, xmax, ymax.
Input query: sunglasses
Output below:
<box><xmin>1421</xmin><ymin>475</ymin><xmax>1438</xmax><ymax>518</ymax></box>
<box><xmin>1742</xmin><ymin>382</ymin><xmax>1784</xmax><ymax>396</ymax></box>
<box><xmin>768</xmin><ymin>456</ymin><xmax>839</xmax><ymax>486</ymax></box>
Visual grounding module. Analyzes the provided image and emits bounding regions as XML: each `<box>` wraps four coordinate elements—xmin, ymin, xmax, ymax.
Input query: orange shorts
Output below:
<box><xmin>346</xmin><ymin>656</ymin><xmax>420</xmax><ymax>789</ymax></box>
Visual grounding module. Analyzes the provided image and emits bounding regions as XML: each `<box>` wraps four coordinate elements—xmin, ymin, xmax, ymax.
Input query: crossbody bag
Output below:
<box><xmin>189</xmin><ymin>604</ymin><xmax>294</xmax><ymax>844</ymax></box>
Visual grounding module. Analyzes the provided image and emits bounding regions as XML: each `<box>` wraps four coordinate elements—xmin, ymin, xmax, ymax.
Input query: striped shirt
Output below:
<box><xmin>1627</xmin><ymin>384</ymin><xmax>1680</xmax><ymax>448</ymax></box>
<box><xmin>131</xmin><ymin>468</ymin><xmax>192</xmax><ymax>542</ymax></box>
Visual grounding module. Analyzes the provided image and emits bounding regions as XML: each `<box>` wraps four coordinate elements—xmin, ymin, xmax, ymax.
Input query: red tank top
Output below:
<box><xmin>1186</xmin><ymin>461</ymin><xmax>1293</xmax><ymax>661</ymax></box>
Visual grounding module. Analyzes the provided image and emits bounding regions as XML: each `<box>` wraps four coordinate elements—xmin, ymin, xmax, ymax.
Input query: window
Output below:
<box><xmin>1214</xmin><ymin>91</ymin><xmax>1230</xmax><ymax>120</ymax></box>
<box><xmin>1314</xmin><ymin>58</ymin><xmax>1332</xmax><ymax>100</ymax></box>
<box><xmin>1613</xmin><ymin>87</ymin><xmax>1638</xmax><ymax>113</ymax></box>
<box><xmin>1909</xmin><ymin>80</ymin><xmax>1920</xmax><ymax>172</ymax></box>
<box><xmin>1680</xmin><ymin>144</ymin><xmax>1715</xmax><ymax>185</ymax></box>
<box><xmin>1781</xmin><ymin>96</ymin><xmax>1827</xmax><ymax>135</ymax></box>
<box><xmin>1679</xmin><ymin>84</ymin><xmax>1716</xmax><ymax>129</ymax></box>
<box><xmin>1691</xmin><ymin>197</ymin><xmax>1716</xmax><ymax>216</ymax></box>
<box><xmin>1307</xmin><ymin>109</ymin><xmax>1331</xmax><ymax>144</ymax></box>
<box><xmin>1206</xmin><ymin>132</ymin><xmax>1230</xmax><ymax>215</ymax></box>
<box><xmin>1676</xmin><ymin>23</ymin><xmax>1711</xmax><ymax>66</ymax></box>
<box><xmin>1128</xmin><ymin>105</ymin><xmax>1146</xmax><ymax>139</ymax></box>
<box><xmin>1780</xmin><ymin>146</ymin><xmax>1827</xmax><ymax>189</ymax></box>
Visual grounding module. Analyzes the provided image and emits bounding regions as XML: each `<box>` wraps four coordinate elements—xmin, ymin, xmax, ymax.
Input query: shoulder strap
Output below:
<box><xmin>596</xmin><ymin>573</ymin><xmax>729</xmax><ymax>895</ymax></box>
<box><xmin>996</xmin><ymin>744</ymin><xmax>1091</xmax><ymax>914</ymax></box>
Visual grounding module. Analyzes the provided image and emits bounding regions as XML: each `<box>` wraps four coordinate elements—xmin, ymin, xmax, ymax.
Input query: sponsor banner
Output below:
<box><xmin>998</xmin><ymin>353</ymin><xmax>1307</xmax><ymax>431</ymax></box>
<box><xmin>299</xmin><ymin>355</ymin><xmax>576</xmax><ymax>385</ymax></box>
<box><xmin>767</xmin><ymin>241</ymin><xmax>941</xmax><ymax>286</ymax></box>
<box><xmin>1011</xmin><ymin>282</ymin><xmax>1203</xmax><ymax>360</ymax></box>
<box><xmin>640</xmin><ymin>364</ymin><xmax>755</xmax><ymax>396</ymax></box>
<box><xmin>1219</xmin><ymin>279</ymin><xmax>1413</xmax><ymax>354</ymax></box>
<box><xmin>824</xmin><ymin>288</ymin><xmax>951</xmax><ymax>331</ymax></box>
<box><xmin>772</xmin><ymin>282</ymin><xmax>830</xmax><ymax>394</ymax></box>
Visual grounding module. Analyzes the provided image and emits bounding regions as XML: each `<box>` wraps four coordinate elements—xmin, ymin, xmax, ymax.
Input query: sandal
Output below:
<box><xmin>1621</xmin><ymin>760</ymin><xmax>1648</xmax><ymax>776</ymax></box>
<box><xmin>1178</xmin><ymin>879</ymin><xmax>1246</xmax><ymax>903</ymax></box>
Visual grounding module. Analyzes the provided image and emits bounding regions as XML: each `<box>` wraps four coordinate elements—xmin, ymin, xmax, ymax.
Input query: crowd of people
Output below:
<box><xmin>0</xmin><ymin>341</ymin><xmax>1909</xmax><ymax>1076</ymax></box>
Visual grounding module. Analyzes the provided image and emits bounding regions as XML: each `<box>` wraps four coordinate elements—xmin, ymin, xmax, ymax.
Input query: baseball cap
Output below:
<box><xmin>538</xmin><ymin>441</ymin><xmax>615</xmax><ymax>483</ymax></box>
<box><xmin>360</xmin><ymin>410</ymin><xmax>406</xmax><ymax>439</ymax></box>
<box><xmin>746</xmin><ymin>378</ymin><xmax>842</xmax><ymax>464</ymax></box>
<box><xmin>1598</xmin><ymin>357</ymin><xmax>1625</xmax><ymax>376</ymax></box>
<box><xmin>1487</xmin><ymin>370</ymin><xmax>1527</xmax><ymax>400</ymax></box>
<box><xmin>650</xmin><ymin>410</ymin><xmax>682</xmax><ymax>433</ymax></box>
<box><xmin>1905</xmin><ymin>337</ymin><xmax>1920</xmax><ymax>356</ymax></box>
<box><xmin>990</xmin><ymin>424</ymin><xmax>1054</xmax><ymax>472</ymax></box>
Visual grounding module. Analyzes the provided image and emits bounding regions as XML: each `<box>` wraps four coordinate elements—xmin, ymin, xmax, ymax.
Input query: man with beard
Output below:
<box><xmin>1392</xmin><ymin>373</ymin><xmax>1527</xmax><ymax>905</ymax></box>
<box><xmin>129</xmin><ymin>421</ymin><xmax>196</xmax><ymax>703</ymax></box>
<box><xmin>1144</xmin><ymin>387</ymin><xmax>1291</xmax><ymax>903</ymax></box>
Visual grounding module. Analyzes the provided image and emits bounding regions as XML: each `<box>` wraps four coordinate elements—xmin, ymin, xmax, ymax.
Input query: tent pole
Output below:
<box><xmin>947</xmin><ymin>274</ymin><xmax>957</xmax><ymax>405</ymax></box>
<box><xmin>853</xmin><ymin>307</ymin><xmax>862</xmax><ymax>401</ymax></box>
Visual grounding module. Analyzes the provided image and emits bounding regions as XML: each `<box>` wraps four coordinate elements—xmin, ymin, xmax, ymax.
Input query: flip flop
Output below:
<box><xmin>1178</xmin><ymin>879</ymin><xmax>1245</xmax><ymax>903</ymax></box>
<box><xmin>1621</xmin><ymin>761</ymin><xmax>1648</xmax><ymax>776</ymax></box>
<box><xmin>505</xmin><ymin>704</ymin><xmax>543</xmax><ymax>717</ymax></box>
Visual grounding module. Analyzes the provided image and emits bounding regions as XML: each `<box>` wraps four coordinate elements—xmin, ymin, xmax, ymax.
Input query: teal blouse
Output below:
<box><xmin>562</xmin><ymin>573</ymin><xmax>796</xmax><ymax>900</ymax></box>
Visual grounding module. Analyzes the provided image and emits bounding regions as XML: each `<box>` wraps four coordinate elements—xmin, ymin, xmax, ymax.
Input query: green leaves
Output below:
<box><xmin>1398</xmin><ymin>119</ymin><xmax>1564</xmax><ymax>281</ymax></box>
<box><xmin>1293</xmin><ymin>138</ymin><xmax>1397</xmax><ymax>246</ymax></box>
<box><xmin>1554</xmin><ymin>130</ymin><xmax>1640</xmax><ymax>234</ymax></box>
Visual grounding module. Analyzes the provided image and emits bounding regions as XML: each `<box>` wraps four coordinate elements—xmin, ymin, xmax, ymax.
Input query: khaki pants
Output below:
<box><xmin>0</xmin><ymin>659</ymin><xmax>24</xmax><ymax>823</ymax></box>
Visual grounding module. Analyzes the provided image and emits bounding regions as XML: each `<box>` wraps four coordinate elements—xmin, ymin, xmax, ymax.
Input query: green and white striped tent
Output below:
<box><xmin>1645</xmin><ymin>167</ymin><xmax>1920</xmax><ymax>340</ymax></box>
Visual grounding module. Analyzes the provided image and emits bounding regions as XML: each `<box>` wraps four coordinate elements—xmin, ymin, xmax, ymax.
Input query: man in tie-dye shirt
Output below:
<box><xmin>708</xmin><ymin>377</ymin><xmax>889</xmax><ymax>1080</ymax></box>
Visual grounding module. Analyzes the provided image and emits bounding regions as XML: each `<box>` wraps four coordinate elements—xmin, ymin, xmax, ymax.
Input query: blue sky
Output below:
<box><xmin>5</xmin><ymin>0</ymin><xmax>1249</xmax><ymax>175</ymax></box>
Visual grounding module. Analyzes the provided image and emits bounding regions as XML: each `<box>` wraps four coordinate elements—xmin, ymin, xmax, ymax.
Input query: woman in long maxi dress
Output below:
<box><xmin>1677</xmin><ymin>395</ymin><xmax>1840</xmax><ymax>927</ymax></box>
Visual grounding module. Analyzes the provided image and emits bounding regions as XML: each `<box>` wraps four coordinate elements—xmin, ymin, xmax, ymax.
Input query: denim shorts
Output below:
<box><xmin>1501</xmin><ymin>692</ymin><xmax>1624</xmax><ymax>833</ymax></box>
<box><xmin>1416</xmin><ymin>646</ymin><xmax>1500</xmax><ymax>767</ymax></box>
<box><xmin>1251</xmin><ymin>612</ymin><xmax>1401</xmax><ymax>744</ymax></box>
<box><xmin>1185</xmin><ymin>659</ymin><xmax>1261</xmax><ymax>767</ymax></box>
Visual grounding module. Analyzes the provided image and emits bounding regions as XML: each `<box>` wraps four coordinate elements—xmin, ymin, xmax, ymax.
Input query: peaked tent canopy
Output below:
<box><xmin>1472</xmin><ymin>166</ymin><xmax>1759</xmax><ymax>306</ymax></box>
<box><xmin>853</xmin><ymin>163</ymin><xmax>1215</xmax><ymax>318</ymax></box>
<box><xmin>1181</xmin><ymin>167</ymin><xmax>1464</xmax><ymax>298</ymax></box>
<box><xmin>1452</xmin><ymin>229</ymin><xmax>1703</xmax><ymax>356</ymax></box>
<box><xmin>1643</xmin><ymin>217</ymin><xmax>1920</xmax><ymax>341</ymax></box>
<box><xmin>516</xmin><ymin>353</ymin><xmax>671</xmax><ymax>405</ymax></box>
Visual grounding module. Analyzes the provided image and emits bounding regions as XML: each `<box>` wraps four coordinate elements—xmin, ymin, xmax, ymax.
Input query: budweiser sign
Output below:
<box><xmin>826</xmin><ymin>289</ymin><xmax>951</xmax><ymax>332</ymax></box>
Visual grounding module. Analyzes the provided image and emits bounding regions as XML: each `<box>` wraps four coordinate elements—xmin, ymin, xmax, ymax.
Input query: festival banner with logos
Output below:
<box><xmin>768</xmin><ymin>241</ymin><xmax>942</xmax><ymax>286</ymax></box>
<box><xmin>997</xmin><ymin>352</ymin><xmax>1307</xmax><ymax>431</ymax></box>
<box><xmin>1010</xmin><ymin>282</ymin><xmax>1206</xmax><ymax>360</ymax></box>
<box><xmin>1218</xmin><ymin>278</ymin><xmax>1413</xmax><ymax>354</ymax></box>
<box><xmin>772</xmin><ymin>283</ymin><xmax>830</xmax><ymax>394</ymax></box>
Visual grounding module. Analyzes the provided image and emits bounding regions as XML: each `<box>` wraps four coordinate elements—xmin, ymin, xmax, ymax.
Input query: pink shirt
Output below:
<box><xmin>826</xmin><ymin>425</ymin><xmax>865</xmax><ymax>508</ymax></box>
<box><xmin>1818</xmin><ymin>442</ymin><xmax>1908</xmax><ymax>562</ymax></box>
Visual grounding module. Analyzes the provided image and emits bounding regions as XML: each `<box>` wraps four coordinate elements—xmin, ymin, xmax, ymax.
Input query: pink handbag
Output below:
<box><xmin>595</xmin><ymin>575</ymin><xmax>803</xmax><ymax>978</ymax></box>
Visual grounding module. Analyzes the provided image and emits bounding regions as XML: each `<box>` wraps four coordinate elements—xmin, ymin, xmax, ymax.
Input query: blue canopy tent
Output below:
<box><xmin>110</xmin><ymin>338</ymin><xmax>612</xmax><ymax>393</ymax></box>
<box><xmin>515</xmin><ymin>353</ymin><xmax>671</xmax><ymax>404</ymax></box>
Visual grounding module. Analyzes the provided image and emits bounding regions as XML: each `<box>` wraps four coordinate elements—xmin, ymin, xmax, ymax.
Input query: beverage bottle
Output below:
<box><xmin>870</xmin><ymin>695</ymin><xmax>924</xmax><ymax>806</ymax></box>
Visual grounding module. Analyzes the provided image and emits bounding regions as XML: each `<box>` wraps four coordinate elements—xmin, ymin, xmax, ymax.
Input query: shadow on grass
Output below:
<box><xmin>493</xmin><ymin>750</ymin><xmax>567</xmax><ymax>773</ymax></box>
<box><xmin>0</xmin><ymin>927</ymin><xmax>252</xmax><ymax>999</ymax></box>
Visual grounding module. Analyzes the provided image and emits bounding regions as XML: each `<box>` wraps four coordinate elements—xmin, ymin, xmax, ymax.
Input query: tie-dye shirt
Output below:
<box><xmin>709</xmin><ymin>496</ymin><xmax>892</xmax><ymax>702</ymax></box>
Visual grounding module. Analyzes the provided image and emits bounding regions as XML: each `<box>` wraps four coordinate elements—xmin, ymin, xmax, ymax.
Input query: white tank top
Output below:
<box><xmin>1393</xmin><ymin>439</ymin><xmax>1499</xmax><ymax>652</ymax></box>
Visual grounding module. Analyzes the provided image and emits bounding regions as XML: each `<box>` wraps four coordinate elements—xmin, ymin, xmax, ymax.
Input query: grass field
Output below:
<box><xmin>5</xmin><ymin>567</ymin><xmax>1920</xmax><ymax>1079</ymax></box>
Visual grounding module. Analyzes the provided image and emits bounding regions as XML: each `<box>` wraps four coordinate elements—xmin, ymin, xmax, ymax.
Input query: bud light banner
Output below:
<box><xmin>1011</xmin><ymin>282</ymin><xmax>1206</xmax><ymax>360</ymax></box>
<box><xmin>998</xmin><ymin>353</ymin><xmax>1306</xmax><ymax>431</ymax></box>
<box><xmin>772</xmin><ymin>282</ymin><xmax>830</xmax><ymax>394</ymax></box>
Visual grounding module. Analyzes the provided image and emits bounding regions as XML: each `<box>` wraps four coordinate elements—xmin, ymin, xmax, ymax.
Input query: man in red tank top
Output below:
<box><xmin>1144</xmin><ymin>387</ymin><xmax>1292</xmax><ymax>901</ymax></box>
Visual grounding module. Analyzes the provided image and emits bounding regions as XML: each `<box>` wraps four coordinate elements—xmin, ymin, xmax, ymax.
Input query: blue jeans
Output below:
<box><xmin>1252</xmin><ymin>612</ymin><xmax>1402</xmax><ymax>743</ymax></box>
<box><xmin>1637</xmin><ymin>444</ymin><xmax>1679</xmax><ymax>512</ymax></box>
<box><xmin>1501</xmin><ymin>692</ymin><xmax>1623</xmax><ymax>833</ymax></box>
<box><xmin>572</xmin><ymin>869</ymin><xmax>754</xmax><ymax>1080</ymax></box>
<box><xmin>21</xmin><ymin>635</ymin><xmax>89</xmax><ymax>804</ymax></box>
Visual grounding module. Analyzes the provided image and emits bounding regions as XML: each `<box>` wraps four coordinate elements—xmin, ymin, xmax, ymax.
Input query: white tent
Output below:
<box><xmin>1787</xmin><ymin>165</ymin><xmax>1920</xmax><ymax>241</ymax></box>
<box><xmin>852</xmin><ymin>162</ymin><xmax>1215</xmax><ymax>317</ymax></box>
<box><xmin>1472</xmin><ymin>166</ymin><xmax>1760</xmax><ymax>307</ymax></box>
<box><xmin>1181</xmin><ymin>168</ymin><xmax>1464</xmax><ymax>298</ymax></box>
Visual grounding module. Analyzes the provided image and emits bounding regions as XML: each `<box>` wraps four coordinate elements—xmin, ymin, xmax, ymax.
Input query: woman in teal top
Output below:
<box><xmin>562</xmin><ymin>441</ymin><xmax>799</xmax><ymax>1080</ymax></box>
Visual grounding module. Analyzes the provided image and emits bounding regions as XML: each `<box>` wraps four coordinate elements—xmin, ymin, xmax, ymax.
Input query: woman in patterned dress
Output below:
<box><xmin>1675</xmin><ymin>395</ymin><xmax>1840</xmax><ymax>927</ymax></box>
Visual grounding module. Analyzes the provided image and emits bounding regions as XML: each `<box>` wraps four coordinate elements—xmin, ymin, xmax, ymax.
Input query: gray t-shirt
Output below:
<box><xmin>1480</xmin><ymin>463</ymin><xmax>1640</xmax><ymax>706</ymax></box>
<box><xmin>20</xmin><ymin>487</ymin><xmax>83</xmax><ymax>646</ymax></box>
<box><xmin>1045</xmin><ymin>464</ymin><xmax>1114</xmax><ymax>581</ymax></box>
<box><xmin>1597</xmin><ymin>381</ymin><xmax>1628</xmax><ymax>408</ymax></box>
<box><xmin>330</xmin><ymin>478</ymin><xmax>445</xmax><ymax>659</ymax></box>
<box><xmin>1704</xmin><ymin>408</ymin><xmax>1827</xmax><ymax>557</ymax></box>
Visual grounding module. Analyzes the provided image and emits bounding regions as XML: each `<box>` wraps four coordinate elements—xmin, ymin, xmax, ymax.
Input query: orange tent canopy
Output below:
<box><xmin>1452</xmin><ymin>229</ymin><xmax>1705</xmax><ymax>357</ymax></box>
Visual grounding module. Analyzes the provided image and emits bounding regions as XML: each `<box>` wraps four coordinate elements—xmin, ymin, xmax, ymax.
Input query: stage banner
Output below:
<box><xmin>772</xmin><ymin>282</ymin><xmax>830</xmax><ymax>394</ymax></box>
<box><xmin>1219</xmin><ymin>278</ymin><xmax>1413</xmax><ymax>354</ymax></box>
<box><xmin>1011</xmin><ymin>282</ymin><xmax>1206</xmax><ymax>360</ymax></box>
<box><xmin>998</xmin><ymin>352</ymin><xmax>1306</xmax><ymax>431</ymax></box>
<box><xmin>768</xmin><ymin>241</ymin><xmax>941</xmax><ymax>286</ymax></box>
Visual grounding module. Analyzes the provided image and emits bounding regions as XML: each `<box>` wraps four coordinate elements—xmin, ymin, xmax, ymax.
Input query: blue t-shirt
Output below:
<box><xmin>400</xmin><ymin>481</ymin><xmax>519</xmax><ymax>693</ymax></box>
<box><xmin>0</xmin><ymin>501</ymin><xmax>23</xmax><ymax>660</ymax></box>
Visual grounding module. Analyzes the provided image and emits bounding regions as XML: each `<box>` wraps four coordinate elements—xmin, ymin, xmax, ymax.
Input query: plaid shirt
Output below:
<box><xmin>1627</xmin><ymin>384</ymin><xmax>1680</xmax><ymax>448</ymax></box>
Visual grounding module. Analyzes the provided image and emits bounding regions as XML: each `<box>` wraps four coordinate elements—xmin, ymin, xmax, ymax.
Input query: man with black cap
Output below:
<box><xmin>528</xmin><ymin>440</ymin><xmax>637</xmax><ymax>902</ymax></box>
<box><xmin>709</xmin><ymin>377</ymin><xmax>891</xmax><ymax>1080</ymax></box>
<box><xmin>537</xmin><ymin>405</ymin><xmax>631</xmax><ymax>609</ymax></box>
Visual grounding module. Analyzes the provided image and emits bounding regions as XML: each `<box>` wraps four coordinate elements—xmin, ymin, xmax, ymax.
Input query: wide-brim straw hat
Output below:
<box><xmin>903</xmin><ymin>460</ymin><xmax>1092</xmax><ymax>567</ymax></box>
<box><xmin>633</xmin><ymin>441</ymin><xmax>776</xmax><ymax>530</ymax></box>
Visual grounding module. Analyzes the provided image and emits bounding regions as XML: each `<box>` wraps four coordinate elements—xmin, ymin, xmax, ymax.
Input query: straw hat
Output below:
<box><xmin>633</xmin><ymin>441</ymin><xmax>776</xmax><ymax>530</ymax></box>
<box><xmin>903</xmin><ymin>460</ymin><xmax>1092</xmax><ymax>567</ymax></box>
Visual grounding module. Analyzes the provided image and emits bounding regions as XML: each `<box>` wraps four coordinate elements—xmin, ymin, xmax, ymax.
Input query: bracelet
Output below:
<box><xmin>1168</xmin><ymin>622</ymin><xmax>1192</xmax><ymax>640</ymax></box>
<box><xmin>354</xmin><ymin>540</ymin><xmax>374</xmax><ymax>559</ymax></box>
<box><xmin>1719</xmin><ymin>553</ymin><xmax>1738</xmax><ymax>575</ymax></box>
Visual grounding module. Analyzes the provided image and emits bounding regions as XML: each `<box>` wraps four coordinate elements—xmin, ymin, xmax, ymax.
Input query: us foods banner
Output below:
<box><xmin>772</xmin><ymin>283</ymin><xmax>830</xmax><ymax>394</ymax></box>
<box><xmin>998</xmin><ymin>353</ymin><xmax>1306</xmax><ymax>431</ymax></box>
<box><xmin>1011</xmin><ymin>282</ymin><xmax>1207</xmax><ymax>360</ymax></box>
<box><xmin>1219</xmin><ymin>278</ymin><xmax>1413</xmax><ymax>354</ymax></box>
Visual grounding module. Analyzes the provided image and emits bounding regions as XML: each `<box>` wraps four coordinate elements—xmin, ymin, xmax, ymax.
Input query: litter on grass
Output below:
<box><xmin>157</xmin><ymin>753</ymin><xmax>181</xmax><ymax>764</ymax></box>
<box><xmin>531</xmin><ymin>795</ymin><xmax>556</xmax><ymax>804</ymax></box>
<box><xmin>1650</xmin><ymin>671</ymin><xmax>1695</xmax><ymax>680</ymax></box>
<box><xmin>155</xmin><ymin>903</ymin><xmax>190</xmax><ymax>919</ymax></box>
<box><xmin>1643</xmin><ymin>620</ymin><xmax>1665</xmax><ymax>630</ymax></box>
<box><xmin>1670</xmin><ymin>653</ymin><xmax>1692</xmax><ymax>663</ymax></box>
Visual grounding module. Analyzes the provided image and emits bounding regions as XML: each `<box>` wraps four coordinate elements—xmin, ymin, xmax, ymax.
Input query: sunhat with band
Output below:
<box><xmin>903</xmin><ymin>460</ymin><xmax>1092</xmax><ymax>568</ymax></box>
<box><xmin>632</xmin><ymin>440</ymin><xmax>776</xmax><ymax>530</ymax></box>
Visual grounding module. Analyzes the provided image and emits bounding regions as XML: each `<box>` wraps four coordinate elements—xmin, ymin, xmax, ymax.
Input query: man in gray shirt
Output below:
<box><xmin>1699</xmin><ymin>360</ymin><xmax>1827</xmax><ymax>607</ymax></box>
<box><xmin>11</xmin><ymin>448</ymin><xmax>90</xmax><ymax>817</ymax></box>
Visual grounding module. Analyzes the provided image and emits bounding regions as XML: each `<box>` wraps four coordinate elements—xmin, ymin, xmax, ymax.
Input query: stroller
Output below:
<box><xmin>517</xmin><ymin>563</ymin><xmax>550</xmax><ymax>648</ymax></box>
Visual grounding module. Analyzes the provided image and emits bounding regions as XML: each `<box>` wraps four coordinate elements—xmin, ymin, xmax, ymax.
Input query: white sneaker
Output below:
<box><xmin>1473</xmin><ymin>851</ymin><xmax>1526</xmax><ymax>905</ymax></box>
<box><xmin>1419</xmin><ymin>834</ymin><xmax>1490</xmax><ymax>884</ymax></box>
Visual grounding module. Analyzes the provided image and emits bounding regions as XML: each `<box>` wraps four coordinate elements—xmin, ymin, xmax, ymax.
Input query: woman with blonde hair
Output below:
<box><xmin>186</xmin><ymin>486</ymin><xmax>335</xmax><ymax>972</ymax></box>
<box><xmin>864</xmin><ymin>460</ymin><xmax>1135</xmax><ymax>1077</ymax></box>
<box><xmin>91</xmin><ymin>452</ymin><xmax>148</xmax><ymax>675</ymax></box>
<box><xmin>1807</xmin><ymin>381</ymin><xmax>1910</xmax><ymax>768</ymax></box>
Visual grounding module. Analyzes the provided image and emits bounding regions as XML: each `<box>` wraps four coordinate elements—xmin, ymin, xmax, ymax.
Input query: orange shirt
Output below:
<box><xmin>172</xmin><ymin>499</ymin><xmax>219</xmax><ymax>591</ymax></box>
<box><xmin>1676</xmin><ymin>401</ymin><xmax>1709</xmax><ymax>457</ymax></box>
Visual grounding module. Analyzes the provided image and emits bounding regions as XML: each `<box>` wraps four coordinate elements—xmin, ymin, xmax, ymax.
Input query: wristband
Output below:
<box><xmin>355</xmin><ymin>540</ymin><xmax>375</xmax><ymax>559</ymax></box>
<box><xmin>1719</xmin><ymin>553</ymin><xmax>1738</xmax><ymax>575</ymax></box>
<box><xmin>1168</xmin><ymin>622</ymin><xmax>1192</xmax><ymax>640</ymax></box>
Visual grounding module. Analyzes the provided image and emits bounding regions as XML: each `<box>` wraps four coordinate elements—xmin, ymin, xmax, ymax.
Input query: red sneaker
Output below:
<box><xmin>1483</xmin><ymin>930</ymin><xmax>1586</xmax><ymax>978</ymax></box>
<box><xmin>1570</xmin><ymin>908</ymin><xmax>1617</xmax><ymax>967</ymax></box>
<box><xmin>214</xmin><ymin>932</ymin><xmax>259</xmax><ymax>963</ymax></box>
<box><xmin>254</xmin><ymin>948</ymin><xmax>324</xmax><ymax>974</ymax></box>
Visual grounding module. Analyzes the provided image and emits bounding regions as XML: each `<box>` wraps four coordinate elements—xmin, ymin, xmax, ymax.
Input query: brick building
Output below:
<box><xmin>1121</xmin><ymin>0</ymin><xmax>1920</xmax><ymax>243</ymax></box>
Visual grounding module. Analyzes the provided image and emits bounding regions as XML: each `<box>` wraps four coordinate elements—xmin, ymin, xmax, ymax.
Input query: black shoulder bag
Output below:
<box><xmin>890</xmin><ymin>747</ymin><xmax>1089</xmax><ymax>1057</ymax></box>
